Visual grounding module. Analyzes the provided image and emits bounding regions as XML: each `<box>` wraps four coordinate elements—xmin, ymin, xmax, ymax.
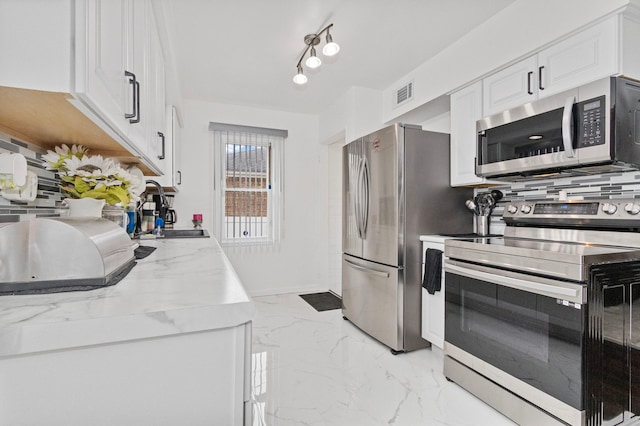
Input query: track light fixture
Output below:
<box><xmin>293</xmin><ymin>23</ymin><xmax>340</xmax><ymax>85</ymax></box>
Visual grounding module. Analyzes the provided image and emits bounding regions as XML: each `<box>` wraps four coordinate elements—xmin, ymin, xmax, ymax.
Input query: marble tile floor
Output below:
<box><xmin>251</xmin><ymin>293</ymin><xmax>516</xmax><ymax>426</ymax></box>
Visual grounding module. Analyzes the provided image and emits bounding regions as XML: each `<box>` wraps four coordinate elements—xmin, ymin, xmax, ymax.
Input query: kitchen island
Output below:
<box><xmin>0</xmin><ymin>235</ymin><xmax>254</xmax><ymax>425</ymax></box>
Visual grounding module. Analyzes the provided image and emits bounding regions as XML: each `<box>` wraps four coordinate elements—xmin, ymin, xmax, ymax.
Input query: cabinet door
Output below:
<box><xmin>172</xmin><ymin>106</ymin><xmax>182</xmax><ymax>188</ymax></box>
<box><xmin>146</xmin><ymin>106</ymin><xmax>177</xmax><ymax>188</ymax></box>
<box><xmin>77</xmin><ymin>0</ymin><xmax>132</xmax><ymax>135</ymax></box>
<box><xmin>482</xmin><ymin>56</ymin><xmax>537</xmax><ymax>116</ymax></box>
<box><xmin>148</xmin><ymin>14</ymin><xmax>166</xmax><ymax>166</ymax></box>
<box><xmin>450</xmin><ymin>81</ymin><xmax>485</xmax><ymax>187</ymax></box>
<box><xmin>421</xmin><ymin>241</ymin><xmax>445</xmax><ymax>349</ymax></box>
<box><xmin>126</xmin><ymin>0</ymin><xmax>148</xmax><ymax>153</ymax></box>
<box><xmin>537</xmin><ymin>17</ymin><xmax>617</xmax><ymax>98</ymax></box>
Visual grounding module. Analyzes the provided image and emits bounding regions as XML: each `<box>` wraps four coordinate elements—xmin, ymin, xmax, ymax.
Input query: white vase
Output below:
<box><xmin>65</xmin><ymin>198</ymin><xmax>106</xmax><ymax>218</ymax></box>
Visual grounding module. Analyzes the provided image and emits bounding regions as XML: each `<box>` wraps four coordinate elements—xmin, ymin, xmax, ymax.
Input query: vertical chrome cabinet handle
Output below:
<box><xmin>527</xmin><ymin>71</ymin><xmax>533</xmax><ymax>95</ymax></box>
<box><xmin>157</xmin><ymin>132</ymin><xmax>165</xmax><ymax>160</ymax></box>
<box><xmin>562</xmin><ymin>96</ymin><xmax>575</xmax><ymax>158</ymax></box>
<box><xmin>538</xmin><ymin>66</ymin><xmax>545</xmax><ymax>91</ymax></box>
<box><xmin>124</xmin><ymin>71</ymin><xmax>137</xmax><ymax>120</ymax></box>
<box><xmin>130</xmin><ymin>80</ymin><xmax>141</xmax><ymax>124</ymax></box>
<box><xmin>177</xmin><ymin>171</ymin><xmax>182</xmax><ymax>185</ymax></box>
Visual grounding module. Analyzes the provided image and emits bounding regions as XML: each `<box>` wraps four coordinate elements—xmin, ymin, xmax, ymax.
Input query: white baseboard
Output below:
<box><xmin>248</xmin><ymin>284</ymin><xmax>335</xmax><ymax>298</ymax></box>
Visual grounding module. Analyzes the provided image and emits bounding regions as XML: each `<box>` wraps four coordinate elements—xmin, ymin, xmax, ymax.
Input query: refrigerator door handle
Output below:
<box><xmin>344</xmin><ymin>259</ymin><xmax>390</xmax><ymax>278</ymax></box>
<box><xmin>361</xmin><ymin>156</ymin><xmax>370</xmax><ymax>237</ymax></box>
<box><xmin>354</xmin><ymin>158</ymin><xmax>363</xmax><ymax>238</ymax></box>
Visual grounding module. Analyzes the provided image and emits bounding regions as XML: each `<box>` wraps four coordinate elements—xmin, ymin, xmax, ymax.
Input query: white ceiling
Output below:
<box><xmin>167</xmin><ymin>0</ymin><xmax>515</xmax><ymax>115</ymax></box>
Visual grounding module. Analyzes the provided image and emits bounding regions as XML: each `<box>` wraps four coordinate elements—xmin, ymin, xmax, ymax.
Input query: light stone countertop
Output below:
<box><xmin>0</xmin><ymin>235</ymin><xmax>254</xmax><ymax>358</ymax></box>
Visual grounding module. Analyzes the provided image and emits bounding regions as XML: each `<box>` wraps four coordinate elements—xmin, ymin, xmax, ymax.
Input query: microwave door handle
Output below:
<box><xmin>562</xmin><ymin>96</ymin><xmax>575</xmax><ymax>158</ymax></box>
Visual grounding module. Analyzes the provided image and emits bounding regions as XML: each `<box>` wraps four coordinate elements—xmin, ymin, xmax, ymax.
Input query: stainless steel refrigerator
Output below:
<box><xmin>342</xmin><ymin>123</ymin><xmax>472</xmax><ymax>353</ymax></box>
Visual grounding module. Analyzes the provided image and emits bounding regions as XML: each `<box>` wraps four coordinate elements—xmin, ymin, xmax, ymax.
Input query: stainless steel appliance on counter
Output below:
<box><xmin>476</xmin><ymin>76</ymin><xmax>640</xmax><ymax>180</ymax></box>
<box><xmin>0</xmin><ymin>217</ymin><xmax>136</xmax><ymax>295</ymax></box>
<box><xmin>342</xmin><ymin>123</ymin><xmax>472</xmax><ymax>354</ymax></box>
<box><xmin>444</xmin><ymin>198</ymin><xmax>640</xmax><ymax>426</ymax></box>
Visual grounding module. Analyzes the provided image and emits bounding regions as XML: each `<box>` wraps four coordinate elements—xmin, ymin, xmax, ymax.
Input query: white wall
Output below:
<box><xmin>319</xmin><ymin>86</ymin><xmax>383</xmax><ymax>144</ymax></box>
<box><xmin>175</xmin><ymin>100</ymin><xmax>329</xmax><ymax>296</ymax></box>
<box><xmin>382</xmin><ymin>0</ymin><xmax>632</xmax><ymax>122</ymax></box>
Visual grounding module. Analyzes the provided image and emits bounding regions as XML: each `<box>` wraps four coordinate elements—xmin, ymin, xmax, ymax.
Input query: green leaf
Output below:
<box><xmin>74</xmin><ymin>176</ymin><xmax>90</xmax><ymax>193</ymax></box>
<box><xmin>106</xmin><ymin>186</ymin><xmax>130</xmax><ymax>206</ymax></box>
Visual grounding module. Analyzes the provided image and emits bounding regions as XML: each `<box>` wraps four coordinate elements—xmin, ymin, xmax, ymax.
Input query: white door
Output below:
<box><xmin>450</xmin><ymin>81</ymin><xmax>485</xmax><ymax>187</ymax></box>
<box><xmin>126</xmin><ymin>0</ymin><xmax>148</xmax><ymax>154</ymax></box>
<box><xmin>537</xmin><ymin>17</ymin><xmax>617</xmax><ymax>98</ymax></box>
<box><xmin>483</xmin><ymin>56</ymin><xmax>537</xmax><ymax>116</ymax></box>
<box><xmin>147</xmin><ymin>12</ymin><xmax>166</xmax><ymax>167</ymax></box>
<box><xmin>421</xmin><ymin>240</ymin><xmax>445</xmax><ymax>349</ymax></box>
<box><xmin>78</xmin><ymin>0</ymin><xmax>132</xmax><ymax>137</ymax></box>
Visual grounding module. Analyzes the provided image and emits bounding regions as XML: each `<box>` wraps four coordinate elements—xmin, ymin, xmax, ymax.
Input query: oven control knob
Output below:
<box><xmin>624</xmin><ymin>202</ymin><xmax>640</xmax><ymax>215</ymax></box>
<box><xmin>602</xmin><ymin>203</ymin><xmax>618</xmax><ymax>215</ymax></box>
<box><xmin>520</xmin><ymin>204</ymin><xmax>532</xmax><ymax>214</ymax></box>
<box><xmin>507</xmin><ymin>205</ymin><xmax>518</xmax><ymax>214</ymax></box>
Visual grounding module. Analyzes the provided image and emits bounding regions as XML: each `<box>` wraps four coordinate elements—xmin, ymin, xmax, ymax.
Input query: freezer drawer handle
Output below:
<box><xmin>445</xmin><ymin>263</ymin><xmax>578</xmax><ymax>299</ymax></box>
<box><xmin>344</xmin><ymin>259</ymin><xmax>390</xmax><ymax>278</ymax></box>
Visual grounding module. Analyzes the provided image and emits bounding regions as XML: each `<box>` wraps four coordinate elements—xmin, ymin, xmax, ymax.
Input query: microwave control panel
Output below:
<box><xmin>576</xmin><ymin>95</ymin><xmax>605</xmax><ymax>148</ymax></box>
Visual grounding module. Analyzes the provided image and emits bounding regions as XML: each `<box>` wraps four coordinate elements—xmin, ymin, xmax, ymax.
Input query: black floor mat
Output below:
<box><xmin>299</xmin><ymin>291</ymin><xmax>342</xmax><ymax>312</ymax></box>
<box><xmin>134</xmin><ymin>245</ymin><xmax>157</xmax><ymax>259</ymax></box>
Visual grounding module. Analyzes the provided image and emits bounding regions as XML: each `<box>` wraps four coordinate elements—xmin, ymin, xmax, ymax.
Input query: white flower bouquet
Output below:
<box><xmin>42</xmin><ymin>144</ymin><xmax>144</xmax><ymax>206</ymax></box>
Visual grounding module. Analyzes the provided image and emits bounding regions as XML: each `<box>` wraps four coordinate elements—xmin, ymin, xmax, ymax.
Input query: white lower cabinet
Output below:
<box><xmin>421</xmin><ymin>237</ymin><xmax>446</xmax><ymax>349</ymax></box>
<box><xmin>0</xmin><ymin>323</ymin><xmax>253</xmax><ymax>425</ymax></box>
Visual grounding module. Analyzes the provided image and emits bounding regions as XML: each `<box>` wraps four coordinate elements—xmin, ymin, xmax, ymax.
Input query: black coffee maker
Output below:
<box><xmin>153</xmin><ymin>194</ymin><xmax>176</xmax><ymax>228</ymax></box>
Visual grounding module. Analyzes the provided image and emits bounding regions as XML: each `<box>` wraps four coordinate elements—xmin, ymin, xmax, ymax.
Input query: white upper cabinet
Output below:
<box><xmin>483</xmin><ymin>17</ymin><xmax>618</xmax><ymax>116</ymax></box>
<box><xmin>482</xmin><ymin>56</ymin><xmax>537</xmax><ymax>116</ymax></box>
<box><xmin>537</xmin><ymin>18</ymin><xmax>617</xmax><ymax>97</ymax></box>
<box><xmin>76</xmin><ymin>0</ymin><xmax>167</xmax><ymax>170</ymax></box>
<box><xmin>75</xmin><ymin>0</ymin><xmax>132</xmax><ymax>137</ymax></box>
<box><xmin>452</xmin><ymin>15</ymin><xmax>635</xmax><ymax>187</ymax></box>
<box><xmin>146</xmin><ymin>106</ymin><xmax>181</xmax><ymax>190</ymax></box>
<box><xmin>450</xmin><ymin>81</ymin><xmax>485</xmax><ymax>187</ymax></box>
<box><xmin>147</xmin><ymin>11</ymin><xmax>167</xmax><ymax>167</ymax></box>
<box><xmin>0</xmin><ymin>0</ymin><xmax>169</xmax><ymax>176</ymax></box>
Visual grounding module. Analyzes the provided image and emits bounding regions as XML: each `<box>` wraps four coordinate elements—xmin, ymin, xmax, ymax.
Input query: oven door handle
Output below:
<box><xmin>445</xmin><ymin>263</ymin><xmax>580</xmax><ymax>300</ymax></box>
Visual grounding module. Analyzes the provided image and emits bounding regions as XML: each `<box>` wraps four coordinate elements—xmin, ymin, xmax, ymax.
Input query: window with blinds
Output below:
<box><xmin>210</xmin><ymin>122</ymin><xmax>286</xmax><ymax>246</ymax></box>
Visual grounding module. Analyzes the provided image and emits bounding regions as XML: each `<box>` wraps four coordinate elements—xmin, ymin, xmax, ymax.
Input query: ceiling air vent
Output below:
<box><xmin>395</xmin><ymin>81</ymin><xmax>413</xmax><ymax>107</ymax></box>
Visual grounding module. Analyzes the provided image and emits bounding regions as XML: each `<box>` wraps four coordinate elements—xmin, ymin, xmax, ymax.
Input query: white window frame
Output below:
<box><xmin>210</xmin><ymin>122</ymin><xmax>286</xmax><ymax>246</ymax></box>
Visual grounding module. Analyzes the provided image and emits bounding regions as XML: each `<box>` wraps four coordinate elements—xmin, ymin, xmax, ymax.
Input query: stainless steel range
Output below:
<box><xmin>443</xmin><ymin>198</ymin><xmax>640</xmax><ymax>426</ymax></box>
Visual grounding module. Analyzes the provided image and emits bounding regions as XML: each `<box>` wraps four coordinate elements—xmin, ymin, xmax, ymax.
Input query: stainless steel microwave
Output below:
<box><xmin>476</xmin><ymin>76</ymin><xmax>640</xmax><ymax>180</ymax></box>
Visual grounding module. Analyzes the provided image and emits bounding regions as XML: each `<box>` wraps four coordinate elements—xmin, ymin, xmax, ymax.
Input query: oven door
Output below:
<box><xmin>444</xmin><ymin>260</ymin><xmax>586</xmax><ymax>422</ymax></box>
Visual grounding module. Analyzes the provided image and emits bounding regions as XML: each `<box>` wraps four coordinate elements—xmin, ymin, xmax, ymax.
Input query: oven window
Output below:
<box><xmin>463</xmin><ymin>289</ymin><xmax>550</xmax><ymax>363</ymax></box>
<box><xmin>446</xmin><ymin>272</ymin><xmax>585</xmax><ymax>409</ymax></box>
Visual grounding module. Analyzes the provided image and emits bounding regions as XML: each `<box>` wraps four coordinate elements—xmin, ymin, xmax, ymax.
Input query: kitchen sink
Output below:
<box><xmin>160</xmin><ymin>229</ymin><xmax>210</xmax><ymax>239</ymax></box>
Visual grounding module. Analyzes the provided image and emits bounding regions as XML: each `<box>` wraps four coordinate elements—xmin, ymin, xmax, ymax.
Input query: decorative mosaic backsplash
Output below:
<box><xmin>479</xmin><ymin>171</ymin><xmax>640</xmax><ymax>233</ymax></box>
<box><xmin>0</xmin><ymin>132</ymin><xmax>64</xmax><ymax>223</ymax></box>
